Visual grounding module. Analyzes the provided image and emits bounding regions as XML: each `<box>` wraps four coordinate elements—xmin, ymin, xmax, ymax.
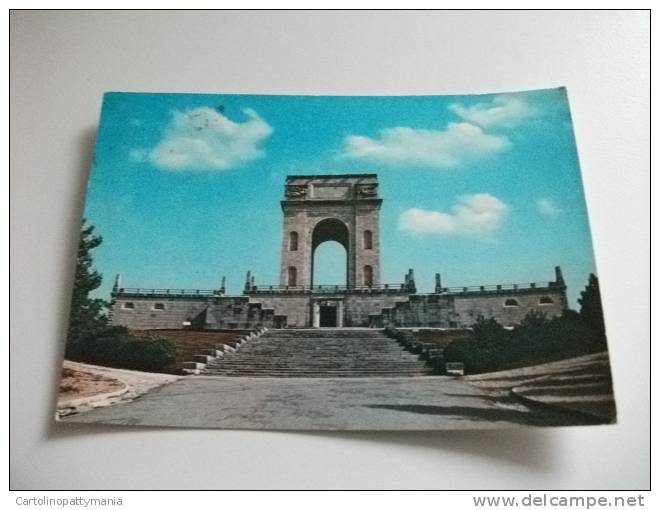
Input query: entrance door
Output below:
<box><xmin>319</xmin><ymin>305</ymin><xmax>337</xmax><ymax>327</ymax></box>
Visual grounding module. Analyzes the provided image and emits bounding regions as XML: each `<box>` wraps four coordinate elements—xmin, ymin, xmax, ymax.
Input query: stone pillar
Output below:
<box><xmin>337</xmin><ymin>300</ymin><xmax>344</xmax><ymax>328</ymax></box>
<box><xmin>407</xmin><ymin>269</ymin><xmax>416</xmax><ymax>293</ymax></box>
<box><xmin>312</xmin><ymin>301</ymin><xmax>320</xmax><ymax>328</ymax></box>
<box><xmin>112</xmin><ymin>274</ymin><xmax>121</xmax><ymax>294</ymax></box>
<box><xmin>435</xmin><ymin>273</ymin><xmax>442</xmax><ymax>293</ymax></box>
<box><xmin>554</xmin><ymin>266</ymin><xmax>568</xmax><ymax>310</ymax></box>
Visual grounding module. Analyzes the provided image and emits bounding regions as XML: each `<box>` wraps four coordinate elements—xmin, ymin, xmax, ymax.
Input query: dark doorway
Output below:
<box><xmin>320</xmin><ymin>305</ymin><xmax>337</xmax><ymax>327</ymax></box>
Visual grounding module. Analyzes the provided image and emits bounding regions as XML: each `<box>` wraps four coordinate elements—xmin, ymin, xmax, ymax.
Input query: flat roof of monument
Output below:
<box><xmin>286</xmin><ymin>173</ymin><xmax>378</xmax><ymax>180</ymax></box>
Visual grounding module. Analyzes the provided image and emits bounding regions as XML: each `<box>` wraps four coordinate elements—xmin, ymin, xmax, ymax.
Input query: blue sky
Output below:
<box><xmin>84</xmin><ymin>88</ymin><xmax>597</xmax><ymax>307</ymax></box>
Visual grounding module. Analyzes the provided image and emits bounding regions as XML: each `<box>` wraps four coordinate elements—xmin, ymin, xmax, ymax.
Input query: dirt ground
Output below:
<box><xmin>58</xmin><ymin>367</ymin><xmax>126</xmax><ymax>402</ymax></box>
<box><xmin>56</xmin><ymin>360</ymin><xmax>181</xmax><ymax>418</ymax></box>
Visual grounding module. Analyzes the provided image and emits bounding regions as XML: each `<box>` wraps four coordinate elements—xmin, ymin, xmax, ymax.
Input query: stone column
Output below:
<box><xmin>337</xmin><ymin>300</ymin><xmax>344</xmax><ymax>328</ymax></box>
<box><xmin>312</xmin><ymin>301</ymin><xmax>320</xmax><ymax>328</ymax></box>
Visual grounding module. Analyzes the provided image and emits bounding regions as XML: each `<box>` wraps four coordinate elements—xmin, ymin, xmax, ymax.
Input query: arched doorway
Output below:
<box><xmin>311</xmin><ymin>218</ymin><xmax>349</xmax><ymax>287</ymax></box>
<box><xmin>310</xmin><ymin>218</ymin><xmax>349</xmax><ymax>328</ymax></box>
<box><xmin>313</xmin><ymin>242</ymin><xmax>347</xmax><ymax>286</ymax></box>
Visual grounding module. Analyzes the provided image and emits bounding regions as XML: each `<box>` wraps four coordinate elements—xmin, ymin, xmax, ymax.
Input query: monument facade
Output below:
<box><xmin>111</xmin><ymin>174</ymin><xmax>568</xmax><ymax>330</ymax></box>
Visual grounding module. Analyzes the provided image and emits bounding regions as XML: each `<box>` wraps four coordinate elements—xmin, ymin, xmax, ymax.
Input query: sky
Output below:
<box><xmin>84</xmin><ymin>88</ymin><xmax>598</xmax><ymax>308</ymax></box>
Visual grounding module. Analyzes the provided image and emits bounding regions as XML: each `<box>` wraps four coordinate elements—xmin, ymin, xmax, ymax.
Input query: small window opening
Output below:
<box><xmin>289</xmin><ymin>231</ymin><xmax>298</xmax><ymax>251</ymax></box>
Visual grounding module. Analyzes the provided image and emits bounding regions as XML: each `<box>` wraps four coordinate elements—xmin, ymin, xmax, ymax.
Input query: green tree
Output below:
<box><xmin>66</xmin><ymin>219</ymin><xmax>108</xmax><ymax>357</ymax></box>
<box><xmin>578</xmin><ymin>273</ymin><xmax>607</xmax><ymax>348</ymax></box>
<box><xmin>443</xmin><ymin>275</ymin><xmax>610</xmax><ymax>374</ymax></box>
<box><xmin>444</xmin><ymin>316</ymin><xmax>510</xmax><ymax>373</ymax></box>
<box><xmin>65</xmin><ymin>220</ymin><xmax>177</xmax><ymax>372</ymax></box>
<box><xmin>519</xmin><ymin>309</ymin><xmax>547</xmax><ymax>330</ymax></box>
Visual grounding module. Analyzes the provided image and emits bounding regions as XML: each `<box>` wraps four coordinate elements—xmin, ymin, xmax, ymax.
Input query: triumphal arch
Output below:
<box><xmin>276</xmin><ymin>174</ymin><xmax>384</xmax><ymax>326</ymax></box>
<box><xmin>280</xmin><ymin>174</ymin><xmax>382</xmax><ymax>290</ymax></box>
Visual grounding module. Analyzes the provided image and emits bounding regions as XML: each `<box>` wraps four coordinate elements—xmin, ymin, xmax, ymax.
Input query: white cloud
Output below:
<box><xmin>536</xmin><ymin>197</ymin><xmax>561</xmax><ymax>217</ymax></box>
<box><xmin>343</xmin><ymin>122</ymin><xmax>509</xmax><ymax>168</ymax></box>
<box><xmin>399</xmin><ymin>194</ymin><xmax>509</xmax><ymax>236</ymax></box>
<box><xmin>129</xmin><ymin>148</ymin><xmax>146</xmax><ymax>162</ymax></box>
<box><xmin>148</xmin><ymin>107</ymin><xmax>273</xmax><ymax>171</ymax></box>
<box><xmin>449</xmin><ymin>94</ymin><xmax>536</xmax><ymax>129</ymax></box>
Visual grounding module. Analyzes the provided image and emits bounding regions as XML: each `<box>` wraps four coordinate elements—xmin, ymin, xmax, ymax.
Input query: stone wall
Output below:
<box><xmin>111</xmin><ymin>295</ymin><xmax>279</xmax><ymax>331</ymax></box>
<box><xmin>203</xmin><ymin>297</ymin><xmax>278</xmax><ymax>330</ymax></box>
<box><xmin>380</xmin><ymin>294</ymin><xmax>455</xmax><ymax>328</ymax></box>
<box><xmin>342</xmin><ymin>292</ymin><xmax>411</xmax><ymax>327</ymax></box>
<box><xmin>247</xmin><ymin>294</ymin><xmax>312</xmax><ymax>328</ymax></box>
<box><xmin>452</xmin><ymin>288</ymin><xmax>566</xmax><ymax>327</ymax></box>
<box><xmin>111</xmin><ymin>284</ymin><xmax>567</xmax><ymax>330</ymax></box>
<box><xmin>378</xmin><ymin>287</ymin><xmax>567</xmax><ymax>328</ymax></box>
<box><xmin>111</xmin><ymin>295</ymin><xmax>210</xmax><ymax>330</ymax></box>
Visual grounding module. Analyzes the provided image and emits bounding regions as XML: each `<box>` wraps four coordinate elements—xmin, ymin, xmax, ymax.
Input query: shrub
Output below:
<box><xmin>67</xmin><ymin>325</ymin><xmax>176</xmax><ymax>373</ymax></box>
<box><xmin>445</xmin><ymin>305</ymin><xmax>608</xmax><ymax>375</ymax></box>
<box><xmin>64</xmin><ymin>220</ymin><xmax>177</xmax><ymax>372</ymax></box>
<box><xmin>119</xmin><ymin>334</ymin><xmax>177</xmax><ymax>372</ymax></box>
<box><xmin>444</xmin><ymin>316</ymin><xmax>509</xmax><ymax>373</ymax></box>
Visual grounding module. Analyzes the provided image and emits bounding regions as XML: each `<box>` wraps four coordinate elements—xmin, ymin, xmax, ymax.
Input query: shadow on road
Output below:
<box><xmin>364</xmin><ymin>403</ymin><xmax>603</xmax><ymax>427</ymax></box>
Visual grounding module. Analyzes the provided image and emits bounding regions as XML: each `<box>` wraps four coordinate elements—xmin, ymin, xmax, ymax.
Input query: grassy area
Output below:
<box><xmin>130</xmin><ymin>329</ymin><xmax>245</xmax><ymax>374</ymax></box>
<box><xmin>409</xmin><ymin>329</ymin><xmax>471</xmax><ymax>350</ymax></box>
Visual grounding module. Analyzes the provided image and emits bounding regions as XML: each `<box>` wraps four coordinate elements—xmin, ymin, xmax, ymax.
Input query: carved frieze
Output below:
<box><xmin>356</xmin><ymin>184</ymin><xmax>378</xmax><ymax>198</ymax></box>
<box><xmin>285</xmin><ymin>184</ymin><xmax>307</xmax><ymax>199</ymax></box>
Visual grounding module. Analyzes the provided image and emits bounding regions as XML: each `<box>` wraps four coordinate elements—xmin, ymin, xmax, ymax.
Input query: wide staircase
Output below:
<box><xmin>204</xmin><ymin>328</ymin><xmax>435</xmax><ymax>377</ymax></box>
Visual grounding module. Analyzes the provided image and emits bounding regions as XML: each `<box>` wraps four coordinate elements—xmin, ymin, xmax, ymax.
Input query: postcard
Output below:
<box><xmin>56</xmin><ymin>89</ymin><xmax>615</xmax><ymax>430</ymax></box>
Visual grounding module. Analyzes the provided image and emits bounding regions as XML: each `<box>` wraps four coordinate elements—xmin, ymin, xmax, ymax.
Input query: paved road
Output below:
<box><xmin>62</xmin><ymin>375</ymin><xmax>591</xmax><ymax>430</ymax></box>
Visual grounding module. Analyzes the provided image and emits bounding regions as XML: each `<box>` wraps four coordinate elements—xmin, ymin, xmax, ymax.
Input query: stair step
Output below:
<box><xmin>202</xmin><ymin>328</ymin><xmax>433</xmax><ymax>378</ymax></box>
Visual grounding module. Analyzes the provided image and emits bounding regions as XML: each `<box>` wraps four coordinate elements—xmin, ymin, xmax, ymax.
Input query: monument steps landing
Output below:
<box><xmin>203</xmin><ymin>328</ymin><xmax>435</xmax><ymax>377</ymax></box>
